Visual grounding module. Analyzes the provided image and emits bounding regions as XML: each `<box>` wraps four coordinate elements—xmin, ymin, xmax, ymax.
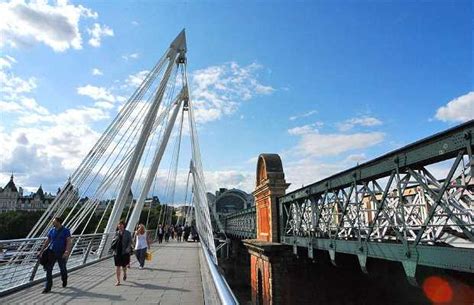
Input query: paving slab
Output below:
<box><xmin>1</xmin><ymin>241</ymin><xmax>204</xmax><ymax>305</ymax></box>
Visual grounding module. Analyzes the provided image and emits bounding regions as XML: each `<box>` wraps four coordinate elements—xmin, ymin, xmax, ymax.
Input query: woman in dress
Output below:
<box><xmin>112</xmin><ymin>220</ymin><xmax>132</xmax><ymax>286</ymax></box>
<box><xmin>134</xmin><ymin>224</ymin><xmax>150</xmax><ymax>269</ymax></box>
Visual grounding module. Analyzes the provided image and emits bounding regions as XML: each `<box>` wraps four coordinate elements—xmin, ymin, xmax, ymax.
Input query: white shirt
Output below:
<box><xmin>135</xmin><ymin>233</ymin><xmax>148</xmax><ymax>250</ymax></box>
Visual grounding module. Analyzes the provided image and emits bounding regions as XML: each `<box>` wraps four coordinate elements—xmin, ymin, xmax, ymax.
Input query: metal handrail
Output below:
<box><xmin>200</xmin><ymin>244</ymin><xmax>239</xmax><ymax>305</ymax></box>
<box><xmin>0</xmin><ymin>232</ymin><xmax>115</xmax><ymax>296</ymax></box>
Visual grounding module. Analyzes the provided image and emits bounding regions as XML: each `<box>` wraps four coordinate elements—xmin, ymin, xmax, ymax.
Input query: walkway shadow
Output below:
<box><xmin>127</xmin><ymin>280</ymin><xmax>190</xmax><ymax>292</ymax></box>
<box><xmin>160</xmin><ymin>245</ymin><xmax>199</xmax><ymax>250</ymax></box>
<box><xmin>54</xmin><ymin>286</ymin><xmax>125</xmax><ymax>301</ymax></box>
<box><xmin>146</xmin><ymin>267</ymin><xmax>187</xmax><ymax>273</ymax></box>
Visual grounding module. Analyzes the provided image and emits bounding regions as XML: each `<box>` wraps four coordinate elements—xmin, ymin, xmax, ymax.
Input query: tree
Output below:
<box><xmin>0</xmin><ymin>211</ymin><xmax>43</xmax><ymax>239</ymax></box>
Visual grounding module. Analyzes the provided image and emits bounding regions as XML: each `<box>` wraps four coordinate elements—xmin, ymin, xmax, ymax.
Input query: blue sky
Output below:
<box><xmin>0</xmin><ymin>0</ymin><xmax>472</xmax><ymax>200</ymax></box>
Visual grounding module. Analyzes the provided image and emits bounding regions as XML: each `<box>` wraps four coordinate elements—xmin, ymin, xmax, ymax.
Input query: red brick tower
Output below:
<box><xmin>244</xmin><ymin>154</ymin><xmax>292</xmax><ymax>305</ymax></box>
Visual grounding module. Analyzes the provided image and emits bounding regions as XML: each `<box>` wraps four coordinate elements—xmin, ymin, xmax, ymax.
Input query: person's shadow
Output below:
<box><xmin>53</xmin><ymin>286</ymin><xmax>125</xmax><ymax>301</ymax></box>
<box><xmin>127</xmin><ymin>280</ymin><xmax>190</xmax><ymax>292</ymax></box>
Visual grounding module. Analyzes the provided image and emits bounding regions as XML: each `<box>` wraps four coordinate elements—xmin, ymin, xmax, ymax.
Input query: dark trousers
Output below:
<box><xmin>158</xmin><ymin>234</ymin><xmax>163</xmax><ymax>243</ymax></box>
<box><xmin>135</xmin><ymin>248</ymin><xmax>147</xmax><ymax>267</ymax></box>
<box><xmin>45</xmin><ymin>253</ymin><xmax>67</xmax><ymax>290</ymax></box>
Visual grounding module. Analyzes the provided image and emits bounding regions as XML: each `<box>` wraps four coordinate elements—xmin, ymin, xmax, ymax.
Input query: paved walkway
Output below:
<box><xmin>1</xmin><ymin>241</ymin><xmax>204</xmax><ymax>305</ymax></box>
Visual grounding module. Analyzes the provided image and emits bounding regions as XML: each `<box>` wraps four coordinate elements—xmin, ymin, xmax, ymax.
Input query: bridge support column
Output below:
<box><xmin>244</xmin><ymin>154</ymin><xmax>291</xmax><ymax>305</ymax></box>
<box><xmin>243</xmin><ymin>241</ymin><xmax>294</xmax><ymax>305</ymax></box>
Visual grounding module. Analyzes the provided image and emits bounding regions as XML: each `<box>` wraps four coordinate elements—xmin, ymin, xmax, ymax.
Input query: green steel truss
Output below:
<box><xmin>279</xmin><ymin>120</ymin><xmax>473</xmax><ymax>280</ymax></box>
<box><xmin>222</xmin><ymin>121</ymin><xmax>473</xmax><ymax>281</ymax></box>
<box><xmin>223</xmin><ymin>206</ymin><xmax>256</xmax><ymax>239</ymax></box>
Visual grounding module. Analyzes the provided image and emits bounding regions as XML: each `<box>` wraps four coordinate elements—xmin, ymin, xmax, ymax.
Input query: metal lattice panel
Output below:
<box><xmin>223</xmin><ymin>207</ymin><xmax>256</xmax><ymax>239</ymax></box>
<box><xmin>280</xmin><ymin>121</ymin><xmax>474</xmax><ymax>273</ymax></box>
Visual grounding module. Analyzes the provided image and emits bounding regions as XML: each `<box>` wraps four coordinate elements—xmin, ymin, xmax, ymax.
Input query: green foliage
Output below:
<box><xmin>0</xmin><ymin>203</ymin><xmax>182</xmax><ymax>240</ymax></box>
<box><xmin>138</xmin><ymin>204</ymin><xmax>163</xmax><ymax>230</ymax></box>
<box><xmin>0</xmin><ymin>211</ymin><xmax>44</xmax><ymax>239</ymax></box>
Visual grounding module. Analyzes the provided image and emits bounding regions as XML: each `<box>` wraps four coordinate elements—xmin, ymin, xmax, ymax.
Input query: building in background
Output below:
<box><xmin>207</xmin><ymin>188</ymin><xmax>254</xmax><ymax>232</ymax></box>
<box><xmin>0</xmin><ymin>175</ymin><xmax>79</xmax><ymax>212</ymax></box>
<box><xmin>0</xmin><ymin>175</ymin><xmax>54</xmax><ymax>212</ymax></box>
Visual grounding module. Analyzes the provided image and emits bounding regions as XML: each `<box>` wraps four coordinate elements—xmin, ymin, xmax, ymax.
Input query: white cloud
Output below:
<box><xmin>92</xmin><ymin>68</ymin><xmax>103</xmax><ymax>76</ymax></box>
<box><xmin>338</xmin><ymin>116</ymin><xmax>383</xmax><ymax>131</ymax></box>
<box><xmin>287</xmin><ymin>122</ymin><xmax>323</xmax><ymax>135</ymax></box>
<box><xmin>246</xmin><ymin>156</ymin><xmax>259</xmax><ymax>165</ymax></box>
<box><xmin>0</xmin><ymin>55</ymin><xmax>116</xmax><ymax>191</ymax></box>
<box><xmin>0</xmin><ymin>72</ymin><xmax>37</xmax><ymax>97</ymax></box>
<box><xmin>0</xmin><ymin>123</ymin><xmax>102</xmax><ymax>189</ymax></box>
<box><xmin>52</xmin><ymin>106</ymin><xmax>109</xmax><ymax>125</ymax></box>
<box><xmin>87</xmin><ymin>23</ymin><xmax>113</xmax><ymax>47</ymax></box>
<box><xmin>344</xmin><ymin>153</ymin><xmax>367</xmax><ymax>163</ymax></box>
<box><xmin>94</xmin><ymin>101</ymin><xmax>114</xmax><ymax>109</ymax></box>
<box><xmin>248</xmin><ymin>117</ymin><xmax>384</xmax><ymax>192</ymax></box>
<box><xmin>140</xmin><ymin>168</ymin><xmax>254</xmax><ymax>204</ymax></box>
<box><xmin>77</xmin><ymin>85</ymin><xmax>116</xmax><ymax>103</ymax></box>
<box><xmin>285</xmin><ymin>158</ymin><xmax>345</xmax><ymax>191</ymax></box>
<box><xmin>20</xmin><ymin>97</ymin><xmax>49</xmax><ymax>115</ymax></box>
<box><xmin>0</xmin><ymin>100</ymin><xmax>23</xmax><ymax>112</ymax></box>
<box><xmin>0</xmin><ymin>55</ymin><xmax>44</xmax><ymax>116</ymax></box>
<box><xmin>0</xmin><ymin>57</ymin><xmax>37</xmax><ymax>100</ymax></box>
<box><xmin>289</xmin><ymin>110</ymin><xmax>318</xmax><ymax>121</ymax></box>
<box><xmin>1</xmin><ymin>107</ymin><xmax>109</xmax><ymax>191</ymax></box>
<box><xmin>283</xmin><ymin>140</ymin><xmax>380</xmax><ymax>191</ymax></box>
<box><xmin>122</xmin><ymin>53</ymin><xmax>140</xmax><ymax>60</ymax></box>
<box><xmin>294</xmin><ymin>132</ymin><xmax>385</xmax><ymax>158</ymax></box>
<box><xmin>0</xmin><ymin>55</ymin><xmax>16</xmax><ymax>69</ymax></box>
<box><xmin>190</xmin><ymin>62</ymin><xmax>274</xmax><ymax>124</ymax></box>
<box><xmin>288</xmin><ymin>124</ymin><xmax>317</xmax><ymax>136</ymax></box>
<box><xmin>125</xmin><ymin>70</ymin><xmax>149</xmax><ymax>88</ymax></box>
<box><xmin>0</xmin><ymin>0</ymin><xmax>98</xmax><ymax>52</ymax></box>
<box><xmin>284</xmin><ymin>119</ymin><xmax>384</xmax><ymax>188</ymax></box>
<box><xmin>435</xmin><ymin>92</ymin><xmax>474</xmax><ymax>123</ymax></box>
<box><xmin>116</xmin><ymin>96</ymin><xmax>127</xmax><ymax>103</ymax></box>
<box><xmin>203</xmin><ymin>170</ymin><xmax>255</xmax><ymax>193</ymax></box>
<box><xmin>131</xmin><ymin>21</ymin><xmax>139</xmax><ymax>26</ymax></box>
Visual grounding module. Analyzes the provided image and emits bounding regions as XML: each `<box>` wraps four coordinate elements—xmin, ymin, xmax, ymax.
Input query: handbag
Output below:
<box><xmin>40</xmin><ymin>249</ymin><xmax>54</xmax><ymax>266</ymax></box>
<box><xmin>39</xmin><ymin>227</ymin><xmax>64</xmax><ymax>266</ymax></box>
<box><xmin>110</xmin><ymin>237</ymin><xmax>118</xmax><ymax>251</ymax></box>
<box><xmin>145</xmin><ymin>251</ymin><xmax>152</xmax><ymax>261</ymax></box>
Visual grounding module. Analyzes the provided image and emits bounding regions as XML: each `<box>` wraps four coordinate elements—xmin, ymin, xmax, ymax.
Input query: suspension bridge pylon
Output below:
<box><xmin>26</xmin><ymin>29</ymin><xmax>218</xmax><ymax>264</ymax></box>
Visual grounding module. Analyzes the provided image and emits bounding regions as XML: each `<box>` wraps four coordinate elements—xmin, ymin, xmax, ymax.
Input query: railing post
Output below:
<box><xmin>82</xmin><ymin>238</ymin><xmax>94</xmax><ymax>264</ymax></box>
<box><xmin>29</xmin><ymin>260</ymin><xmax>41</xmax><ymax>282</ymax></box>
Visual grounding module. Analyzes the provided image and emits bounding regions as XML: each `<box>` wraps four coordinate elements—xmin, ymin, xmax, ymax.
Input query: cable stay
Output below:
<box><xmin>21</xmin><ymin>29</ymin><xmax>220</xmax><ymax>267</ymax></box>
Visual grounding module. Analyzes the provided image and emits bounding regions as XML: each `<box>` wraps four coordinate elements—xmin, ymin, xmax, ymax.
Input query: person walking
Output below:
<box><xmin>112</xmin><ymin>220</ymin><xmax>132</xmax><ymax>286</ymax></box>
<box><xmin>183</xmin><ymin>224</ymin><xmax>190</xmax><ymax>242</ymax></box>
<box><xmin>164</xmin><ymin>225</ymin><xmax>170</xmax><ymax>242</ymax></box>
<box><xmin>170</xmin><ymin>225</ymin><xmax>175</xmax><ymax>240</ymax></box>
<box><xmin>176</xmin><ymin>225</ymin><xmax>183</xmax><ymax>242</ymax></box>
<box><xmin>38</xmin><ymin>216</ymin><xmax>72</xmax><ymax>294</ymax></box>
<box><xmin>157</xmin><ymin>224</ymin><xmax>164</xmax><ymax>244</ymax></box>
<box><xmin>191</xmin><ymin>225</ymin><xmax>199</xmax><ymax>242</ymax></box>
<box><xmin>134</xmin><ymin>224</ymin><xmax>150</xmax><ymax>269</ymax></box>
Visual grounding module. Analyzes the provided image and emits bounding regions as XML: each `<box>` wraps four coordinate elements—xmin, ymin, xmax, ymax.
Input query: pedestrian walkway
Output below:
<box><xmin>1</xmin><ymin>241</ymin><xmax>204</xmax><ymax>304</ymax></box>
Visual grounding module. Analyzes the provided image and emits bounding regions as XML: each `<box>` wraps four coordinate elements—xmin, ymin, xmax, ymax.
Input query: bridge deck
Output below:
<box><xmin>1</xmin><ymin>241</ymin><xmax>204</xmax><ymax>305</ymax></box>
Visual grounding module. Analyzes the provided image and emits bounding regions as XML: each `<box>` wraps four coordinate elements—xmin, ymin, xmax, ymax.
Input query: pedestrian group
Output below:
<box><xmin>38</xmin><ymin>218</ymin><xmax>199</xmax><ymax>291</ymax></box>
